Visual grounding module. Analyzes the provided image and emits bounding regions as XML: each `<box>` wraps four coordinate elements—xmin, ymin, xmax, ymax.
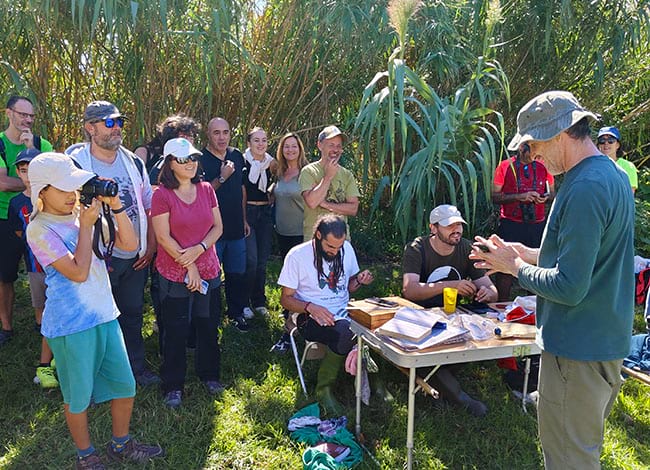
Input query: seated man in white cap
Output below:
<box><xmin>401</xmin><ymin>204</ymin><xmax>497</xmax><ymax>416</ymax></box>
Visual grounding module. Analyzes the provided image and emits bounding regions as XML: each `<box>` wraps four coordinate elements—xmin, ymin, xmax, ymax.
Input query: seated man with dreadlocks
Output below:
<box><xmin>278</xmin><ymin>214</ymin><xmax>373</xmax><ymax>415</ymax></box>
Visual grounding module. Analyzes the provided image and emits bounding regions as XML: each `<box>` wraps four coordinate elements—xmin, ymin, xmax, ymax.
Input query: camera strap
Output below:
<box><xmin>92</xmin><ymin>203</ymin><xmax>116</xmax><ymax>268</ymax></box>
<box><xmin>514</xmin><ymin>158</ymin><xmax>537</xmax><ymax>192</ymax></box>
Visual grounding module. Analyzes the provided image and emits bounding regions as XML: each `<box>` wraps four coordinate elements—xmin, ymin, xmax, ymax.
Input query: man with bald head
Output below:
<box><xmin>201</xmin><ymin>118</ymin><xmax>250</xmax><ymax>332</ymax></box>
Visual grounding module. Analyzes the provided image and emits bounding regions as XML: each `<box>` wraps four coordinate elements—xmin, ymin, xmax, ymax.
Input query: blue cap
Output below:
<box><xmin>598</xmin><ymin>126</ymin><xmax>620</xmax><ymax>141</ymax></box>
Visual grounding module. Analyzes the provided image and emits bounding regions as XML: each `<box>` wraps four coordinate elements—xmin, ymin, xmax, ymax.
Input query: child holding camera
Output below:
<box><xmin>25</xmin><ymin>152</ymin><xmax>164</xmax><ymax>469</ymax></box>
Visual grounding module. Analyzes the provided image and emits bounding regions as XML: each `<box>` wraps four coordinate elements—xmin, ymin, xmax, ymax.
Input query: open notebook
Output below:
<box><xmin>375</xmin><ymin>307</ymin><xmax>468</xmax><ymax>351</ymax></box>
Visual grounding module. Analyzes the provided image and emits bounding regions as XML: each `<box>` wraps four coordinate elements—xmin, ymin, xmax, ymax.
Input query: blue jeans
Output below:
<box><xmin>107</xmin><ymin>256</ymin><xmax>147</xmax><ymax>375</ymax></box>
<box><xmin>245</xmin><ymin>205</ymin><xmax>273</xmax><ymax>308</ymax></box>
<box><xmin>216</xmin><ymin>237</ymin><xmax>247</xmax><ymax>318</ymax></box>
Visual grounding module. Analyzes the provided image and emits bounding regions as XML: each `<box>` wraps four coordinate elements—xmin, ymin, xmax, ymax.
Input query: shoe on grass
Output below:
<box><xmin>106</xmin><ymin>438</ymin><xmax>165</xmax><ymax>464</ymax></box>
<box><xmin>134</xmin><ymin>369</ymin><xmax>161</xmax><ymax>386</ymax></box>
<box><xmin>254</xmin><ymin>306</ymin><xmax>269</xmax><ymax>317</ymax></box>
<box><xmin>232</xmin><ymin>316</ymin><xmax>250</xmax><ymax>333</ymax></box>
<box><xmin>0</xmin><ymin>329</ymin><xmax>13</xmax><ymax>346</ymax></box>
<box><xmin>204</xmin><ymin>380</ymin><xmax>225</xmax><ymax>395</ymax></box>
<box><xmin>34</xmin><ymin>366</ymin><xmax>59</xmax><ymax>388</ymax></box>
<box><xmin>242</xmin><ymin>307</ymin><xmax>255</xmax><ymax>320</ymax></box>
<box><xmin>164</xmin><ymin>390</ymin><xmax>182</xmax><ymax>408</ymax></box>
<box><xmin>75</xmin><ymin>451</ymin><xmax>105</xmax><ymax>470</ymax></box>
<box><xmin>270</xmin><ymin>333</ymin><xmax>291</xmax><ymax>354</ymax></box>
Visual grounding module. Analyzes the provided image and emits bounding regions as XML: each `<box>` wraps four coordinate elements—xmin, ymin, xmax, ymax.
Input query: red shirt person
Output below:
<box><xmin>491</xmin><ymin>142</ymin><xmax>554</xmax><ymax>300</ymax></box>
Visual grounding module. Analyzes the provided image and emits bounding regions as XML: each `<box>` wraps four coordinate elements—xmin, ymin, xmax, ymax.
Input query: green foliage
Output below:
<box><xmin>635</xmin><ymin>168</ymin><xmax>650</xmax><ymax>258</ymax></box>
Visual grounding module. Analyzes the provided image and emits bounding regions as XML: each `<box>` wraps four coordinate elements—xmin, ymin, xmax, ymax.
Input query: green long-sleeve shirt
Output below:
<box><xmin>518</xmin><ymin>155</ymin><xmax>634</xmax><ymax>361</ymax></box>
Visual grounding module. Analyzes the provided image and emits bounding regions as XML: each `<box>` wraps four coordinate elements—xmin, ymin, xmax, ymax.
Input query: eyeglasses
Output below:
<box><xmin>172</xmin><ymin>154</ymin><xmax>199</xmax><ymax>164</ymax></box>
<box><xmin>9</xmin><ymin>108</ymin><xmax>35</xmax><ymax>119</ymax></box>
<box><xmin>598</xmin><ymin>136</ymin><xmax>617</xmax><ymax>145</ymax></box>
<box><xmin>92</xmin><ymin>117</ymin><xmax>125</xmax><ymax>128</ymax></box>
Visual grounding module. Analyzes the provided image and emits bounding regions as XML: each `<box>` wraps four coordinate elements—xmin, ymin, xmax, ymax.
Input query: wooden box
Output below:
<box><xmin>348</xmin><ymin>296</ymin><xmax>422</xmax><ymax>330</ymax></box>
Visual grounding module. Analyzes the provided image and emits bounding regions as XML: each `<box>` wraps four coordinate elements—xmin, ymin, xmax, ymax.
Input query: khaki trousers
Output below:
<box><xmin>538</xmin><ymin>350</ymin><xmax>622</xmax><ymax>470</ymax></box>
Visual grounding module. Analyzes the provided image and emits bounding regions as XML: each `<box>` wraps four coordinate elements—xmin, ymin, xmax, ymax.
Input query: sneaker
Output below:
<box><xmin>76</xmin><ymin>451</ymin><xmax>105</xmax><ymax>470</ymax></box>
<box><xmin>34</xmin><ymin>366</ymin><xmax>59</xmax><ymax>388</ymax></box>
<box><xmin>254</xmin><ymin>306</ymin><xmax>269</xmax><ymax>317</ymax></box>
<box><xmin>204</xmin><ymin>380</ymin><xmax>225</xmax><ymax>395</ymax></box>
<box><xmin>232</xmin><ymin>316</ymin><xmax>250</xmax><ymax>333</ymax></box>
<box><xmin>242</xmin><ymin>307</ymin><xmax>255</xmax><ymax>320</ymax></box>
<box><xmin>164</xmin><ymin>390</ymin><xmax>182</xmax><ymax>408</ymax></box>
<box><xmin>135</xmin><ymin>369</ymin><xmax>161</xmax><ymax>386</ymax></box>
<box><xmin>106</xmin><ymin>438</ymin><xmax>165</xmax><ymax>464</ymax></box>
<box><xmin>270</xmin><ymin>333</ymin><xmax>291</xmax><ymax>354</ymax></box>
<box><xmin>0</xmin><ymin>329</ymin><xmax>13</xmax><ymax>346</ymax></box>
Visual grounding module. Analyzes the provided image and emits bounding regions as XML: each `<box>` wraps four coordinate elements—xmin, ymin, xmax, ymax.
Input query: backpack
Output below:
<box><xmin>0</xmin><ymin>135</ymin><xmax>42</xmax><ymax>167</ymax></box>
<box><xmin>636</xmin><ymin>268</ymin><xmax>650</xmax><ymax>305</ymax></box>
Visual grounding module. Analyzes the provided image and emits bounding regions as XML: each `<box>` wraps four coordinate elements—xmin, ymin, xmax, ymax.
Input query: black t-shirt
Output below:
<box><xmin>402</xmin><ymin>236</ymin><xmax>486</xmax><ymax>308</ymax></box>
<box><xmin>200</xmin><ymin>147</ymin><xmax>246</xmax><ymax>240</ymax></box>
<box><xmin>243</xmin><ymin>161</ymin><xmax>273</xmax><ymax>203</ymax></box>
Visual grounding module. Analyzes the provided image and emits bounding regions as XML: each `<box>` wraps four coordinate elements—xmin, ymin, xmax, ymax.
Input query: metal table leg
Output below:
<box><xmin>355</xmin><ymin>335</ymin><xmax>363</xmax><ymax>437</ymax></box>
<box><xmin>406</xmin><ymin>367</ymin><xmax>416</xmax><ymax>470</ymax></box>
<box><xmin>522</xmin><ymin>357</ymin><xmax>531</xmax><ymax>413</ymax></box>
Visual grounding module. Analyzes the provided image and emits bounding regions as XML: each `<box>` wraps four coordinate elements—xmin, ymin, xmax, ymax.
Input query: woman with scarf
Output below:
<box><xmin>242</xmin><ymin>127</ymin><xmax>277</xmax><ymax>320</ymax></box>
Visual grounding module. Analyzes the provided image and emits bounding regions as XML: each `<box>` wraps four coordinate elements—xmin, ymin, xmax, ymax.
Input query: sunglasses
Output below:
<box><xmin>172</xmin><ymin>154</ymin><xmax>199</xmax><ymax>164</ymax></box>
<box><xmin>598</xmin><ymin>136</ymin><xmax>617</xmax><ymax>145</ymax></box>
<box><xmin>10</xmin><ymin>108</ymin><xmax>35</xmax><ymax>119</ymax></box>
<box><xmin>92</xmin><ymin>117</ymin><xmax>125</xmax><ymax>128</ymax></box>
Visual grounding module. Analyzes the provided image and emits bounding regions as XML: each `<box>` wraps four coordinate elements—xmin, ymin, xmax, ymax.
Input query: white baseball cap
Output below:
<box><xmin>429</xmin><ymin>204</ymin><xmax>466</xmax><ymax>226</ymax></box>
<box><xmin>163</xmin><ymin>137</ymin><xmax>202</xmax><ymax>159</ymax></box>
<box><xmin>29</xmin><ymin>152</ymin><xmax>96</xmax><ymax>219</ymax></box>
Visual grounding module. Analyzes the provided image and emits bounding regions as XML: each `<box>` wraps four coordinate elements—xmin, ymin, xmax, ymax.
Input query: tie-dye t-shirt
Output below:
<box><xmin>26</xmin><ymin>211</ymin><xmax>120</xmax><ymax>338</ymax></box>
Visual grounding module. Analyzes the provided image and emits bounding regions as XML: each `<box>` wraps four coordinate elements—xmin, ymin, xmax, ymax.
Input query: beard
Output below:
<box><xmin>94</xmin><ymin>134</ymin><xmax>122</xmax><ymax>151</ymax></box>
<box><xmin>317</xmin><ymin>240</ymin><xmax>339</xmax><ymax>262</ymax></box>
<box><xmin>437</xmin><ymin>231</ymin><xmax>461</xmax><ymax>246</ymax></box>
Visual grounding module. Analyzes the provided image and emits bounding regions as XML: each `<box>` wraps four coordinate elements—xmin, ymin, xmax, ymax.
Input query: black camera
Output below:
<box><xmin>79</xmin><ymin>176</ymin><xmax>118</xmax><ymax>206</ymax></box>
<box><xmin>520</xmin><ymin>203</ymin><xmax>536</xmax><ymax>223</ymax></box>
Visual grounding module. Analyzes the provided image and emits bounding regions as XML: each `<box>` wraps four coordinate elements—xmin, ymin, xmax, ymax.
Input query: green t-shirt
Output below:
<box><xmin>298</xmin><ymin>161</ymin><xmax>360</xmax><ymax>241</ymax></box>
<box><xmin>0</xmin><ymin>133</ymin><xmax>53</xmax><ymax>219</ymax></box>
<box><xmin>616</xmin><ymin>158</ymin><xmax>638</xmax><ymax>190</ymax></box>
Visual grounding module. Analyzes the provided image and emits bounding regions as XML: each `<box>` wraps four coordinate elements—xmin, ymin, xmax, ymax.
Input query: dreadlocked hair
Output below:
<box><xmin>312</xmin><ymin>215</ymin><xmax>347</xmax><ymax>283</ymax></box>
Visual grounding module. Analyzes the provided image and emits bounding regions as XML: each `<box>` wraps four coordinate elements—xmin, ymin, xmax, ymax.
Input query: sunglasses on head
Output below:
<box><xmin>92</xmin><ymin>117</ymin><xmax>125</xmax><ymax>128</ymax></box>
<box><xmin>598</xmin><ymin>136</ymin><xmax>617</xmax><ymax>145</ymax></box>
<box><xmin>172</xmin><ymin>154</ymin><xmax>199</xmax><ymax>164</ymax></box>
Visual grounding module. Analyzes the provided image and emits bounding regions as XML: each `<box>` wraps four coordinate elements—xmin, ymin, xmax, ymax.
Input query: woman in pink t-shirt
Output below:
<box><xmin>151</xmin><ymin>138</ymin><xmax>224</xmax><ymax>408</ymax></box>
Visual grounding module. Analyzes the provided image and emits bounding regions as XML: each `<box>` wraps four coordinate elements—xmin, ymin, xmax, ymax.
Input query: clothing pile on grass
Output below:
<box><xmin>288</xmin><ymin>403</ymin><xmax>362</xmax><ymax>469</ymax></box>
<box><xmin>624</xmin><ymin>334</ymin><xmax>650</xmax><ymax>374</ymax></box>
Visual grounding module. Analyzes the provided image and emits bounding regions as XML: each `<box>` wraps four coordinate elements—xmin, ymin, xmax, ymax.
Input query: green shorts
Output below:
<box><xmin>47</xmin><ymin>320</ymin><xmax>136</xmax><ymax>413</ymax></box>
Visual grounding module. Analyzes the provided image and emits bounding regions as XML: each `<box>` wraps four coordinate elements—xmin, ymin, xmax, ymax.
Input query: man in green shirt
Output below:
<box><xmin>474</xmin><ymin>91</ymin><xmax>634</xmax><ymax>469</ymax></box>
<box><xmin>299</xmin><ymin>126</ymin><xmax>360</xmax><ymax>241</ymax></box>
<box><xmin>0</xmin><ymin>95</ymin><xmax>53</xmax><ymax>345</ymax></box>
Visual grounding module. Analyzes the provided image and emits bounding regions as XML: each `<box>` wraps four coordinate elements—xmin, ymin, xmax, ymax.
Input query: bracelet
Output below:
<box><xmin>304</xmin><ymin>302</ymin><xmax>312</xmax><ymax>314</ymax></box>
<box><xmin>112</xmin><ymin>206</ymin><xmax>126</xmax><ymax>214</ymax></box>
<box><xmin>199</xmin><ymin>241</ymin><xmax>207</xmax><ymax>252</ymax></box>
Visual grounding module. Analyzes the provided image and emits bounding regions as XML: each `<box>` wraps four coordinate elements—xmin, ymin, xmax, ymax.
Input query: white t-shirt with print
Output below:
<box><xmin>278</xmin><ymin>240</ymin><xmax>359</xmax><ymax>320</ymax></box>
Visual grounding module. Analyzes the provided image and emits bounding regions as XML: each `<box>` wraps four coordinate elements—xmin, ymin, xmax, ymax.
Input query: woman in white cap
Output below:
<box><xmin>597</xmin><ymin>126</ymin><xmax>638</xmax><ymax>193</ymax></box>
<box><xmin>26</xmin><ymin>152</ymin><xmax>164</xmax><ymax>468</ymax></box>
<box><xmin>150</xmin><ymin>138</ymin><xmax>224</xmax><ymax>408</ymax></box>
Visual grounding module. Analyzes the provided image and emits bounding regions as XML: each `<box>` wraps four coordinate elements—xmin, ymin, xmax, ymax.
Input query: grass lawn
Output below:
<box><xmin>1</xmin><ymin>257</ymin><xmax>650</xmax><ymax>469</ymax></box>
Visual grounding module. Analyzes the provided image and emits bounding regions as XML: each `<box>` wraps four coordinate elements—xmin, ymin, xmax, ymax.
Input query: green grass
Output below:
<box><xmin>1</xmin><ymin>258</ymin><xmax>650</xmax><ymax>469</ymax></box>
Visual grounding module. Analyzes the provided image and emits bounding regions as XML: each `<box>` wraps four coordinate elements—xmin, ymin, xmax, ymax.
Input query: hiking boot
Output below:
<box><xmin>164</xmin><ymin>390</ymin><xmax>182</xmax><ymax>408</ymax></box>
<box><xmin>76</xmin><ymin>451</ymin><xmax>105</xmax><ymax>470</ymax></box>
<box><xmin>270</xmin><ymin>333</ymin><xmax>291</xmax><ymax>354</ymax></box>
<box><xmin>242</xmin><ymin>307</ymin><xmax>255</xmax><ymax>320</ymax></box>
<box><xmin>106</xmin><ymin>438</ymin><xmax>165</xmax><ymax>464</ymax></box>
<box><xmin>204</xmin><ymin>380</ymin><xmax>225</xmax><ymax>395</ymax></box>
<box><xmin>232</xmin><ymin>316</ymin><xmax>250</xmax><ymax>333</ymax></box>
<box><xmin>34</xmin><ymin>366</ymin><xmax>59</xmax><ymax>388</ymax></box>
<box><xmin>135</xmin><ymin>369</ymin><xmax>161</xmax><ymax>386</ymax></box>
<box><xmin>0</xmin><ymin>329</ymin><xmax>13</xmax><ymax>346</ymax></box>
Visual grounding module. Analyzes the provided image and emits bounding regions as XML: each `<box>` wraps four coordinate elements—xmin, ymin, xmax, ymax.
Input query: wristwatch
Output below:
<box><xmin>218</xmin><ymin>176</ymin><xmax>226</xmax><ymax>184</ymax></box>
